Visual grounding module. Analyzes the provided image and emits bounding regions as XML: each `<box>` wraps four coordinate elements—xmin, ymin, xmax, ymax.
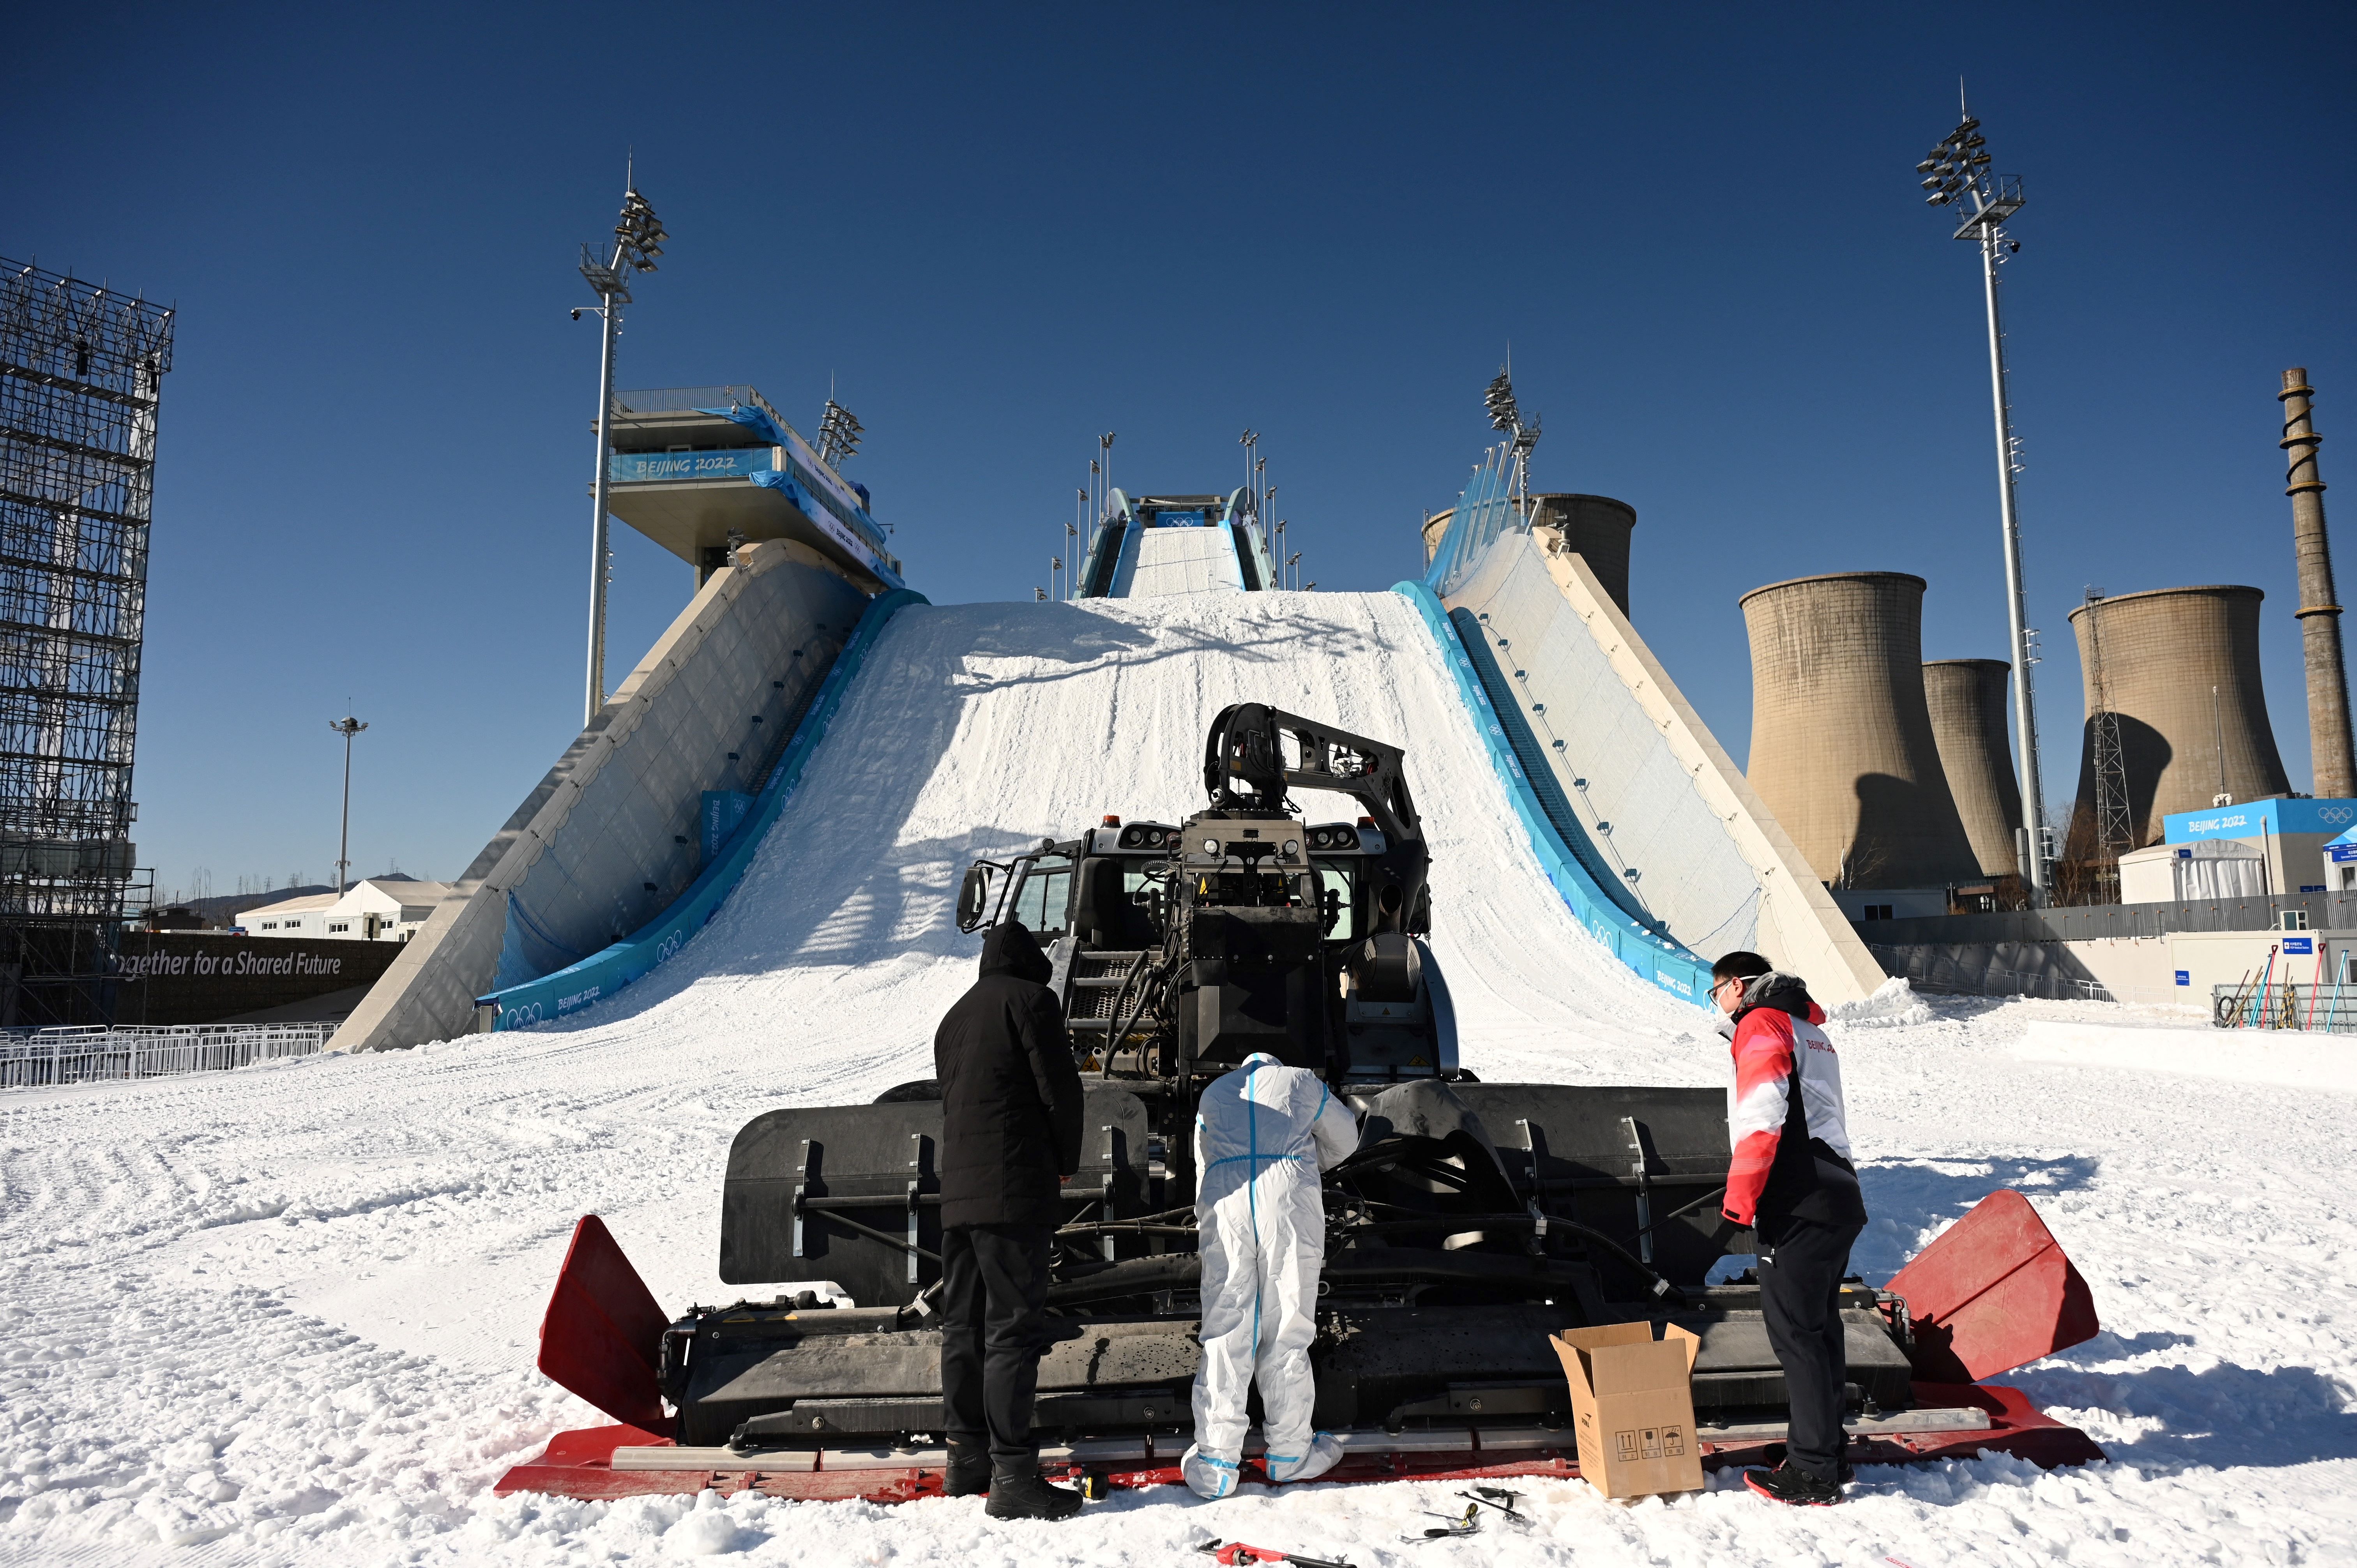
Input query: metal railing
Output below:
<box><xmin>0</xmin><ymin>1023</ymin><xmax>334</xmax><ymax>1088</ymax></box>
<box><xmin>612</xmin><ymin>385</ymin><xmax>783</xmax><ymax>422</ymax></box>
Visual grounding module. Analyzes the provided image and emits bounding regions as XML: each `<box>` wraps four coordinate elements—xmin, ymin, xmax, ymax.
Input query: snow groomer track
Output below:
<box><xmin>5</xmin><ymin>591</ymin><xmax>2356</xmax><ymax>1565</ymax></box>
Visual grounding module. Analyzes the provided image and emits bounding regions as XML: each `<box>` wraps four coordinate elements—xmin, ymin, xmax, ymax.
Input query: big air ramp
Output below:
<box><xmin>331</xmin><ymin>539</ymin><xmax>870</xmax><ymax>1053</ymax></box>
<box><xmin>482</xmin><ymin>590</ymin><xmax>1723</xmax><ymax>1060</ymax></box>
<box><xmin>1438</xmin><ymin>532</ymin><xmax>1881</xmax><ymax>1003</ymax></box>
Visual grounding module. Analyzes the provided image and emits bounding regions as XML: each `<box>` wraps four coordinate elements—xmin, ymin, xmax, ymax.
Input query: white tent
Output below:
<box><xmin>2120</xmin><ymin>840</ymin><xmax>2267</xmax><ymax>904</ymax></box>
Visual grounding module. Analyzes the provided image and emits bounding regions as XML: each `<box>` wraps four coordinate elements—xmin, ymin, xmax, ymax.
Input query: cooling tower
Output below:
<box><xmin>1421</xmin><ymin>493</ymin><xmax>1635</xmax><ymax>616</ymax></box>
<box><xmin>2066</xmin><ymin>586</ymin><xmax>2290</xmax><ymax>848</ymax></box>
<box><xmin>1923</xmin><ymin>658</ymin><xmax>2024</xmax><ymax>879</ymax></box>
<box><xmin>1741</xmin><ymin>572</ymin><xmax>1981</xmax><ymax>889</ymax></box>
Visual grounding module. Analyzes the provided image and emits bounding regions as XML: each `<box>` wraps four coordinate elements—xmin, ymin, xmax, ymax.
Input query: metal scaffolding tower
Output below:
<box><xmin>2080</xmin><ymin>587</ymin><xmax>2131</xmax><ymax>903</ymax></box>
<box><xmin>0</xmin><ymin>258</ymin><xmax>171</xmax><ymax>1024</ymax></box>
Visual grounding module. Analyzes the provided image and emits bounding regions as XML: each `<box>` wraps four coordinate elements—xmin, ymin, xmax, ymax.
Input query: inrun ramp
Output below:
<box><xmin>518</xmin><ymin>590</ymin><xmax>1709</xmax><ymax>1063</ymax></box>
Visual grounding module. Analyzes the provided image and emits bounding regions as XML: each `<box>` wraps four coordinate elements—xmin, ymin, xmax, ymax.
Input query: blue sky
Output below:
<box><xmin>13</xmin><ymin>2</ymin><xmax>2354</xmax><ymax>895</ymax></box>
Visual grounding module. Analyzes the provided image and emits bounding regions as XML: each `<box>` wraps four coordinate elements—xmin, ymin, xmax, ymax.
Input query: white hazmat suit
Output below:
<box><xmin>1180</xmin><ymin>1052</ymin><xmax>1361</xmax><ymax>1499</ymax></box>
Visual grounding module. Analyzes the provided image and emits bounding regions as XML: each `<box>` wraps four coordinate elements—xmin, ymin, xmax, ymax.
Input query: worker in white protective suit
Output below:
<box><xmin>1180</xmin><ymin>1051</ymin><xmax>1362</xmax><ymax>1499</ymax></box>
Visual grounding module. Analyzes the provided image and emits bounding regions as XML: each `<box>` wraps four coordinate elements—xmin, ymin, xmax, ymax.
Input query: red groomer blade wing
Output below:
<box><xmin>1887</xmin><ymin>1189</ymin><xmax>2100</xmax><ymax>1383</ymax></box>
<box><xmin>537</xmin><ymin>1214</ymin><xmax>673</xmax><ymax>1434</ymax></box>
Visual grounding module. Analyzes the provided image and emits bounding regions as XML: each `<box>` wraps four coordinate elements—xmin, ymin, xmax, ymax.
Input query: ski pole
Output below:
<box><xmin>2251</xmin><ymin>945</ymin><xmax>2277</xmax><ymax>1029</ymax></box>
<box><xmin>2310</xmin><ymin>946</ymin><xmax>2328</xmax><ymax>1031</ymax></box>
<box><xmin>1200</xmin><ymin>1542</ymin><xmax>1355</xmax><ymax>1568</ymax></box>
<box><xmin>2331</xmin><ymin>950</ymin><xmax>2350</xmax><ymax>1036</ymax></box>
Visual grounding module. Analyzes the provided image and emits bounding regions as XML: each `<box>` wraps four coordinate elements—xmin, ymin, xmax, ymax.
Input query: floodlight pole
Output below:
<box><xmin>1977</xmin><ymin>215</ymin><xmax>2047</xmax><ymax>903</ymax></box>
<box><xmin>576</xmin><ymin>172</ymin><xmax>666</xmax><ymax>728</ymax></box>
<box><xmin>584</xmin><ymin>293</ymin><xmax>619</xmax><ymax>727</ymax></box>
<box><xmin>1927</xmin><ymin>104</ymin><xmax>2045</xmax><ymax>902</ymax></box>
<box><xmin>329</xmin><ymin>715</ymin><xmax>368</xmax><ymax>896</ymax></box>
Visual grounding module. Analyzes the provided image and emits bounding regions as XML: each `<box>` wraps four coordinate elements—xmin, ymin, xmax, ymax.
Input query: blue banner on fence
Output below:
<box><xmin>701</xmin><ymin>790</ymin><xmax>753</xmax><ymax>861</ymax></box>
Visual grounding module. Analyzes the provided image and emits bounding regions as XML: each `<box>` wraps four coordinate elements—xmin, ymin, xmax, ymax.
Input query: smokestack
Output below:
<box><xmin>1740</xmin><ymin>572</ymin><xmax>1981</xmax><ymax>890</ymax></box>
<box><xmin>2283</xmin><ymin>369</ymin><xmax>2354</xmax><ymax>799</ymax></box>
<box><xmin>1923</xmin><ymin>659</ymin><xmax>2024</xmax><ymax>879</ymax></box>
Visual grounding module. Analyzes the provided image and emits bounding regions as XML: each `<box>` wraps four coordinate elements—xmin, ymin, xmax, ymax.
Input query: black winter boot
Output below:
<box><xmin>1757</xmin><ymin>1442</ymin><xmax>1853</xmax><ymax>1486</ymax></box>
<box><xmin>982</xmin><ymin>1455</ymin><xmax>1084</xmax><ymax>1521</ymax></box>
<box><xmin>1744</xmin><ymin>1460</ymin><xmax>1843</xmax><ymax>1506</ymax></box>
<box><xmin>944</xmin><ymin>1437</ymin><xmax>991</xmax><ymax>1498</ymax></box>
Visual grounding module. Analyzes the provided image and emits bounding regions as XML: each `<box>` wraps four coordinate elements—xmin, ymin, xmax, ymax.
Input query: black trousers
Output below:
<box><xmin>940</xmin><ymin>1223</ymin><xmax>1053</xmax><ymax>1461</ymax></box>
<box><xmin>1757</xmin><ymin>1216</ymin><xmax>1866</xmax><ymax>1481</ymax></box>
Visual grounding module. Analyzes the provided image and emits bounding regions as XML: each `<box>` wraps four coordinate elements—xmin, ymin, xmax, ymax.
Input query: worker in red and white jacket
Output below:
<box><xmin>1711</xmin><ymin>950</ymin><xmax>1868</xmax><ymax>1508</ymax></box>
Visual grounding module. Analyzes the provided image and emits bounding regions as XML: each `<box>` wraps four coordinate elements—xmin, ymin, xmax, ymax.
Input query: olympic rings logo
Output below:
<box><xmin>500</xmin><ymin>1000</ymin><xmax>545</xmax><ymax>1028</ymax></box>
<box><xmin>2318</xmin><ymin>806</ymin><xmax>2355</xmax><ymax>824</ymax></box>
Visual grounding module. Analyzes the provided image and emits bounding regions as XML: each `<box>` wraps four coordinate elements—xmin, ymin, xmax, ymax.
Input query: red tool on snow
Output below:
<box><xmin>1198</xmin><ymin>1541</ymin><xmax>1354</xmax><ymax>1568</ymax></box>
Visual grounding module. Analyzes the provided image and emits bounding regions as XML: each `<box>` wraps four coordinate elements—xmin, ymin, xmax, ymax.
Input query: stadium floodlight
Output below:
<box><xmin>576</xmin><ymin>164</ymin><xmax>668</xmax><ymax>727</ymax></box>
<box><xmin>328</xmin><ymin>714</ymin><xmax>368</xmax><ymax>896</ymax></box>
<box><xmin>1916</xmin><ymin>93</ymin><xmax>2044</xmax><ymax>903</ymax></box>
<box><xmin>817</xmin><ymin>399</ymin><xmax>864</xmax><ymax>470</ymax></box>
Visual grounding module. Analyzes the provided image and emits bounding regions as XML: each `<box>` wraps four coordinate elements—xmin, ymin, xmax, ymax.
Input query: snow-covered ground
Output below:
<box><xmin>5</xmin><ymin>592</ymin><xmax>2354</xmax><ymax>1565</ymax></box>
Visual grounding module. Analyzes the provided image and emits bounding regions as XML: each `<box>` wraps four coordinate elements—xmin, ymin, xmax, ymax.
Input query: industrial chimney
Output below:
<box><xmin>1923</xmin><ymin>659</ymin><xmax>2024</xmax><ymax>879</ymax></box>
<box><xmin>2065</xmin><ymin>586</ymin><xmax>2291</xmax><ymax>849</ymax></box>
<box><xmin>2283</xmin><ymin>369</ymin><xmax>2354</xmax><ymax>798</ymax></box>
<box><xmin>1740</xmin><ymin>572</ymin><xmax>1981</xmax><ymax>892</ymax></box>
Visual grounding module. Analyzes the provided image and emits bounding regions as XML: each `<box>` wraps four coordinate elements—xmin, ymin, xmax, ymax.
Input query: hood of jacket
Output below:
<box><xmin>979</xmin><ymin>920</ymin><xmax>1053</xmax><ymax>985</ymax></box>
<box><xmin>1734</xmin><ymin>969</ymin><xmax>1818</xmax><ymax>1023</ymax></box>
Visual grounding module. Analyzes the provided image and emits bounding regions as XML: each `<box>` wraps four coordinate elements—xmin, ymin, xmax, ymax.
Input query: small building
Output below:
<box><xmin>2160</xmin><ymin>797</ymin><xmax>2357</xmax><ymax>898</ymax></box>
<box><xmin>2117</xmin><ymin>841</ymin><xmax>2267</xmax><ymax>904</ymax></box>
<box><xmin>240</xmin><ymin>876</ymin><xmax>454</xmax><ymax>941</ymax></box>
<box><xmin>2324</xmin><ymin>825</ymin><xmax>2357</xmax><ymax>893</ymax></box>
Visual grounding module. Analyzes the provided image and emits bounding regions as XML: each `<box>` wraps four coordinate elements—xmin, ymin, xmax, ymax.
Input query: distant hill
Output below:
<box><xmin>163</xmin><ymin>885</ymin><xmax>335</xmax><ymax>927</ymax></box>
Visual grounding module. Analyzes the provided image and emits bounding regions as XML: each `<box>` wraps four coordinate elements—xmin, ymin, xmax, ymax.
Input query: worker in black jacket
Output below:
<box><xmin>933</xmin><ymin>920</ymin><xmax>1086</xmax><ymax>1520</ymax></box>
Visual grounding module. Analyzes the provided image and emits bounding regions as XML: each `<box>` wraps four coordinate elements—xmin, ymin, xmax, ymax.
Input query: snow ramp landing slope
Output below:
<box><xmin>526</xmin><ymin>588</ymin><xmax>1714</xmax><ymax>1080</ymax></box>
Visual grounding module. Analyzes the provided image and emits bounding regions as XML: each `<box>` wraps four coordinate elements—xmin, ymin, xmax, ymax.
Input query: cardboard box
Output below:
<box><xmin>1550</xmin><ymin>1321</ymin><xmax>1705</xmax><ymax>1499</ymax></box>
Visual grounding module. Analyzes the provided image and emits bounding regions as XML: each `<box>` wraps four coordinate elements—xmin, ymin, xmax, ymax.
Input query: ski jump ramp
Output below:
<box><xmin>339</xmin><ymin>532</ymin><xmax>1873</xmax><ymax>1053</ymax></box>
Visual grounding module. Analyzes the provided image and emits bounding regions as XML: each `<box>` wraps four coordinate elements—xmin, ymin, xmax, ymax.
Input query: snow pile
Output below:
<box><xmin>1824</xmin><ymin>975</ymin><xmax>1934</xmax><ymax>1029</ymax></box>
<box><xmin>3</xmin><ymin>594</ymin><xmax>2354</xmax><ymax>1565</ymax></box>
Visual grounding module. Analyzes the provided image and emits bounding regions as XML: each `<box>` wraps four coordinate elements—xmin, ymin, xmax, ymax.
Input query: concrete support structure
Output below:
<box><xmin>1424</xmin><ymin>494</ymin><xmax>1636</xmax><ymax>618</ymax></box>
<box><xmin>331</xmin><ymin>539</ymin><xmax>868</xmax><ymax>1052</ymax></box>
<box><xmin>1739</xmin><ymin>573</ymin><xmax>1981</xmax><ymax>893</ymax></box>
<box><xmin>1443</xmin><ymin>532</ymin><xmax>1883</xmax><ymax>1002</ymax></box>
<box><xmin>2283</xmin><ymin>369</ymin><xmax>2354</xmax><ymax>799</ymax></box>
<box><xmin>1924</xmin><ymin>658</ymin><xmax>2024</xmax><ymax>879</ymax></box>
<box><xmin>2064</xmin><ymin>586</ymin><xmax>2290</xmax><ymax>851</ymax></box>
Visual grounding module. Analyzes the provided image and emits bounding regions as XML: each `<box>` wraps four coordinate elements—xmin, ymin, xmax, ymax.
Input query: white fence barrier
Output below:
<box><xmin>0</xmin><ymin>1024</ymin><xmax>334</xmax><ymax>1088</ymax></box>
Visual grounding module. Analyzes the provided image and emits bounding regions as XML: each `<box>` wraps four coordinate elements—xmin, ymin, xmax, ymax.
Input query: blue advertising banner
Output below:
<box><xmin>1155</xmin><ymin>510</ymin><xmax>1206</xmax><ymax>528</ymax></box>
<box><xmin>701</xmin><ymin>789</ymin><xmax>753</xmax><ymax>861</ymax></box>
<box><xmin>2164</xmin><ymin>797</ymin><xmax>2357</xmax><ymax>843</ymax></box>
<box><xmin>610</xmin><ymin>448</ymin><xmax>776</xmax><ymax>483</ymax></box>
<box><xmin>2284</xmin><ymin>936</ymin><xmax>2315</xmax><ymax>955</ymax></box>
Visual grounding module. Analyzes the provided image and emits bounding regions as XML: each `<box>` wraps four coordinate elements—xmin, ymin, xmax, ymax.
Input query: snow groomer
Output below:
<box><xmin>1181</xmin><ymin>1050</ymin><xmax>1362</xmax><ymax>1499</ymax></box>
<box><xmin>1710</xmin><ymin>950</ymin><xmax>1868</xmax><ymax>1507</ymax></box>
<box><xmin>932</xmin><ymin>920</ymin><xmax>1087</xmax><ymax>1520</ymax></box>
